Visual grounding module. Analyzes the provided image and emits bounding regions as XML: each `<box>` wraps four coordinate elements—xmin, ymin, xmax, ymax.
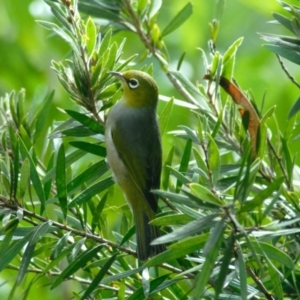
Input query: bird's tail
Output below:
<box><xmin>133</xmin><ymin>209</ymin><xmax>165</xmax><ymax>261</ymax></box>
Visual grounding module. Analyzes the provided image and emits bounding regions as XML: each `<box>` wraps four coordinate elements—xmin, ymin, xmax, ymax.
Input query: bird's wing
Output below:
<box><xmin>110</xmin><ymin>119</ymin><xmax>161</xmax><ymax>211</ymax></box>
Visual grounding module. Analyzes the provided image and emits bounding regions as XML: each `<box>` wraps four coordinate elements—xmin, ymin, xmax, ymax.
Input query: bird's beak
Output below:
<box><xmin>108</xmin><ymin>71</ymin><xmax>125</xmax><ymax>82</ymax></box>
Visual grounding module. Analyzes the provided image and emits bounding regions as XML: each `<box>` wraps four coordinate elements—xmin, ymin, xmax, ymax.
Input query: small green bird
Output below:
<box><xmin>105</xmin><ymin>70</ymin><xmax>165</xmax><ymax>260</ymax></box>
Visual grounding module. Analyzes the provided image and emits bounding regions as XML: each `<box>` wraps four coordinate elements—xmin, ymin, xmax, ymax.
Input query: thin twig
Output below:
<box><xmin>0</xmin><ymin>196</ymin><xmax>193</xmax><ymax>278</ymax></box>
<box><xmin>276</xmin><ymin>54</ymin><xmax>300</xmax><ymax>90</ymax></box>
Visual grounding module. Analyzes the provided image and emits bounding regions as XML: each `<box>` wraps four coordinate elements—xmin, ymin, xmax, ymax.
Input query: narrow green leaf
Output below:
<box><xmin>37</xmin><ymin>20</ymin><xmax>78</xmax><ymax>52</ymax></box>
<box><xmin>272</xmin><ymin>12</ymin><xmax>295</xmax><ymax>34</ymax></box>
<box><xmin>101</xmin><ymin>267</ymin><xmax>144</xmax><ymax>285</ymax></box>
<box><xmin>179</xmin><ymin>125</ymin><xmax>200</xmax><ymax>145</ymax></box>
<box><xmin>146</xmin><ymin>235</ymin><xmax>208</xmax><ymax>267</ymax></box>
<box><xmin>207</xmin><ymin>133</ymin><xmax>220</xmax><ymax>186</ymax></box>
<box><xmin>99</xmin><ymin>28</ymin><xmax>112</xmax><ymax>58</ymax></box>
<box><xmin>69</xmin><ymin>141</ymin><xmax>106</xmax><ymax>157</ymax></box>
<box><xmin>289</xmin><ymin>95</ymin><xmax>300</xmax><ymax>119</ymax></box>
<box><xmin>43</xmin><ymin>149</ymin><xmax>87</xmax><ymax>183</ymax></box>
<box><xmin>203</xmin><ymin>216</ymin><xmax>225</xmax><ymax>256</ymax></box>
<box><xmin>70</xmin><ymin>238</ymin><xmax>87</xmax><ymax>261</ymax></box>
<box><xmin>65</xmin><ymin>109</ymin><xmax>105</xmax><ymax>134</ymax></box>
<box><xmin>17</xmin><ymin>242</ymin><xmax>35</xmax><ymax>285</ymax></box>
<box><xmin>51</xmin><ymin>244</ymin><xmax>103</xmax><ymax>289</ymax></box>
<box><xmin>86</xmin><ymin>17</ymin><xmax>97</xmax><ymax>59</ymax></box>
<box><xmin>148</xmin><ymin>0</ymin><xmax>162</xmax><ymax>19</ymax></box>
<box><xmin>50</xmin><ymin>232</ymin><xmax>71</xmax><ymax>260</ymax></box>
<box><xmin>19</xmin><ymin>138</ymin><xmax>46</xmax><ymax>214</ymax></box>
<box><xmin>150</xmin><ymin>214</ymin><xmax>193</xmax><ymax>226</ymax></box>
<box><xmin>33</xmin><ymin>91</ymin><xmax>54</xmax><ymax>143</ymax></box>
<box><xmin>56</xmin><ymin>143</ymin><xmax>68</xmax><ymax>218</ymax></box>
<box><xmin>159</xmin><ymin>97</ymin><xmax>174</xmax><ymax>136</ymax></box>
<box><xmin>161</xmin><ymin>2</ymin><xmax>193</xmax><ymax>37</ymax></box>
<box><xmin>127</xmin><ymin>274</ymin><xmax>169</xmax><ymax>300</ymax></box>
<box><xmin>176</xmin><ymin>139</ymin><xmax>192</xmax><ymax>192</ymax></box>
<box><xmin>240</xmin><ymin>177</ymin><xmax>284</xmax><ymax>212</ymax></box>
<box><xmin>81</xmin><ymin>253</ymin><xmax>117</xmax><ymax>299</ymax></box>
<box><xmin>69</xmin><ymin>177</ymin><xmax>114</xmax><ymax>207</ymax></box>
<box><xmin>0</xmin><ymin>232</ymin><xmax>30</xmax><ymax>271</ymax></box>
<box><xmin>268</xmin><ymin>261</ymin><xmax>284</xmax><ymax>299</ymax></box>
<box><xmin>222</xmin><ymin>37</ymin><xmax>243</xmax><ymax>79</ymax></box>
<box><xmin>251</xmin><ymin>241</ymin><xmax>294</xmax><ymax>269</ymax></box>
<box><xmin>168</xmin><ymin>166</ymin><xmax>191</xmax><ymax>186</ymax></box>
<box><xmin>0</xmin><ymin>219</ymin><xmax>19</xmax><ymax>258</ymax></box>
<box><xmin>189</xmin><ymin>183</ymin><xmax>223</xmax><ymax>206</ymax></box>
<box><xmin>67</xmin><ymin>160</ymin><xmax>108</xmax><ymax>193</ymax></box>
<box><xmin>281</xmin><ymin>136</ymin><xmax>293</xmax><ymax>186</ymax></box>
<box><xmin>19</xmin><ymin>158</ymin><xmax>30</xmax><ymax>199</ymax></box>
<box><xmin>193</xmin><ymin>225</ymin><xmax>223</xmax><ymax>299</ymax></box>
<box><xmin>16</xmin><ymin>225</ymin><xmax>56</xmax><ymax>281</ymax></box>
<box><xmin>264</xmin><ymin>44</ymin><xmax>300</xmax><ymax>65</ymax></box>
<box><xmin>152</xmin><ymin>213</ymin><xmax>219</xmax><ymax>245</ymax></box>
<box><xmin>237</xmin><ymin>245</ymin><xmax>247</xmax><ymax>300</ymax></box>
<box><xmin>215</xmin><ymin>233</ymin><xmax>235</xmax><ymax>298</ymax></box>
<box><xmin>162</xmin><ymin>146</ymin><xmax>175</xmax><ymax>190</ymax></box>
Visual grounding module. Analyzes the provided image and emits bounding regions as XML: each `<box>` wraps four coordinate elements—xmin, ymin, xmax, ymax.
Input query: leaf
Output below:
<box><xmin>272</xmin><ymin>12</ymin><xmax>295</xmax><ymax>34</ymax></box>
<box><xmin>237</xmin><ymin>245</ymin><xmax>247</xmax><ymax>300</ymax></box>
<box><xmin>0</xmin><ymin>231</ymin><xmax>33</xmax><ymax>272</ymax></box>
<box><xmin>193</xmin><ymin>224</ymin><xmax>224</xmax><ymax>299</ymax></box>
<box><xmin>51</xmin><ymin>244</ymin><xmax>104</xmax><ymax>289</ymax></box>
<box><xmin>0</xmin><ymin>218</ymin><xmax>19</xmax><ymax>259</ymax></box>
<box><xmin>127</xmin><ymin>274</ymin><xmax>169</xmax><ymax>300</ymax></box>
<box><xmin>202</xmin><ymin>216</ymin><xmax>225</xmax><ymax>256</ymax></box>
<box><xmin>19</xmin><ymin>138</ymin><xmax>46</xmax><ymax>214</ymax></box>
<box><xmin>215</xmin><ymin>233</ymin><xmax>235</xmax><ymax>297</ymax></box>
<box><xmin>18</xmin><ymin>158</ymin><xmax>30</xmax><ymax>199</ymax></box>
<box><xmin>288</xmin><ymin>95</ymin><xmax>300</xmax><ymax>119</ymax></box>
<box><xmin>69</xmin><ymin>141</ymin><xmax>106</xmax><ymax>157</ymax></box>
<box><xmin>159</xmin><ymin>97</ymin><xmax>174</xmax><ymax>136</ymax></box>
<box><xmin>81</xmin><ymin>254</ymin><xmax>117</xmax><ymax>299</ymax></box>
<box><xmin>148</xmin><ymin>0</ymin><xmax>162</xmax><ymax>19</ymax></box>
<box><xmin>264</xmin><ymin>44</ymin><xmax>300</xmax><ymax>65</ymax></box>
<box><xmin>251</xmin><ymin>241</ymin><xmax>294</xmax><ymax>269</ymax></box>
<box><xmin>65</xmin><ymin>109</ymin><xmax>105</xmax><ymax>134</ymax></box>
<box><xmin>176</xmin><ymin>139</ymin><xmax>192</xmax><ymax>192</ymax></box>
<box><xmin>17</xmin><ymin>221</ymin><xmax>53</xmax><ymax>285</ymax></box>
<box><xmin>150</xmin><ymin>214</ymin><xmax>193</xmax><ymax>226</ymax></box>
<box><xmin>33</xmin><ymin>90</ymin><xmax>54</xmax><ymax>143</ymax></box>
<box><xmin>222</xmin><ymin>37</ymin><xmax>243</xmax><ymax>79</ymax></box>
<box><xmin>146</xmin><ymin>235</ymin><xmax>208</xmax><ymax>267</ymax></box>
<box><xmin>69</xmin><ymin>177</ymin><xmax>114</xmax><ymax>207</ymax></box>
<box><xmin>152</xmin><ymin>213</ymin><xmax>219</xmax><ymax>244</ymax></box>
<box><xmin>50</xmin><ymin>232</ymin><xmax>71</xmax><ymax>260</ymax></box>
<box><xmin>67</xmin><ymin>160</ymin><xmax>108</xmax><ymax>193</ymax></box>
<box><xmin>43</xmin><ymin>149</ymin><xmax>87</xmax><ymax>183</ymax></box>
<box><xmin>86</xmin><ymin>17</ymin><xmax>97</xmax><ymax>59</ymax></box>
<box><xmin>56</xmin><ymin>143</ymin><xmax>68</xmax><ymax>218</ymax></box>
<box><xmin>206</xmin><ymin>133</ymin><xmax>220</xmax><ymax>186</ymax></box>
<box><xmin>189</xmin><ymin>183</ymin><xmax>223</xmax><ymax>206</ymax></box>
<box><xmin>161</xmin><ymin>2</ymin><xmax>193</xmax><ymax>37</ymax></box>
<box><xmin>37</xmin><ymin>20</ymin><xmax>78</xmax><ymax>52</ymax></box>
<box><xmin>162</xmin><ymin>146</ymin><xmax>175</xmax><ymax>190</ymax></box>
<box><xmin>240</xmin><ymin>177</ymin><xmax>284</xmax><ymax>212</ymax></box>
<box><xmin>100</xmin><ymin>267</ymin><xmax>144</xmax><ymax>285</ymax></box>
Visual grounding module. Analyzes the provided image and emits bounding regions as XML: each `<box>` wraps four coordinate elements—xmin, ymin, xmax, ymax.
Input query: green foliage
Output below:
<box><xmin>1</xmin><ymin>0</ymin><xmax>300</xmax><ymax>299</ymax></box>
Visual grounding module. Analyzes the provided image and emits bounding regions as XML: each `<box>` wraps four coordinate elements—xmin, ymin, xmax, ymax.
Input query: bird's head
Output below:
<box><xmin>109</xmin><ymin>70</ymin><xmax>159</xmax><ymax>108</ymax></box>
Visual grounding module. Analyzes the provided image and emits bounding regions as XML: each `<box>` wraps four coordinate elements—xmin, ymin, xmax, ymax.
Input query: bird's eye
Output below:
<box><xmin>128</xmin><ymin>78</ymin><xmax>139</xmax><ymax>89</ymax></box>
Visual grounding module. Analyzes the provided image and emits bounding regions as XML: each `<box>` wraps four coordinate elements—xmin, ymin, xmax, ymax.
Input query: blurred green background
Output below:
<box><xmin>1</xmin><ymin>0</ymin><xmax>300</xmax><ymax>298</ymax></box>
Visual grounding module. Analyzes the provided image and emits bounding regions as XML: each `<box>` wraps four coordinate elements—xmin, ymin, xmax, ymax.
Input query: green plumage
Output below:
<box><xmin>105</xmin><ymin>70</ymin><xmax>165</xmax><ymax>260</ymax></box>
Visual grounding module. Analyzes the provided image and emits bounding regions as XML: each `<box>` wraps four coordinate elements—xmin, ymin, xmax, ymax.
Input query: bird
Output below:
<box><xmin>105</xmin><ymin>70</ymin><xmax>165</xmax><ymax>261</ymax></box>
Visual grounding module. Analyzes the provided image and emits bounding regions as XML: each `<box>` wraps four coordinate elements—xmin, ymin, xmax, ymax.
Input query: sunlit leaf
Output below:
<box><xmin>161</xmin><ymin>2</ymin><xmax>193</xmax><ymax>37</ymax></box>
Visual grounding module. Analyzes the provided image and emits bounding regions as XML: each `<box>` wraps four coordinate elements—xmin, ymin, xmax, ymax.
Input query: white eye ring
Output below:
<box><xmin>128</xmin><ymin>78</ymin><xmax>139</xmax><ymax>89</ymax></box>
